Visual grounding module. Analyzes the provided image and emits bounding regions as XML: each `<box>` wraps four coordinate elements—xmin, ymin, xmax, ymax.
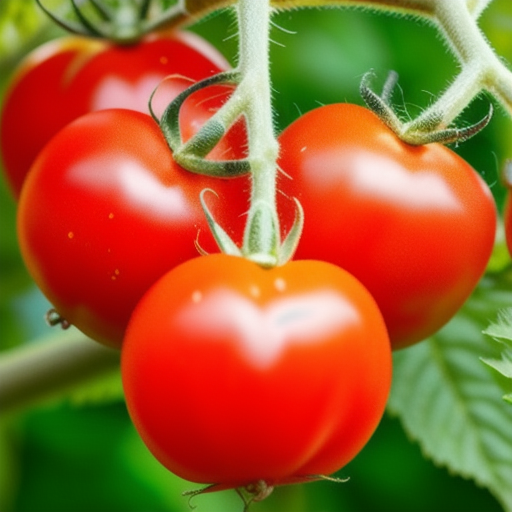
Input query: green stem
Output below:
<box><xmin>404</xmin><ymin>0</ymin><xmax>512</xmax><ymax>132</ymax></box>
<box><xmin>237</xmin><ymin>0</ymin><xmax>281</xmax><ymax>267</ymax></box>
<box><xmin>158</xmin><ymin>0</ymin><xmax>286</xmax><ymax>266</ymax></box>
<box><xmin>0</xmin><ymin>331</ymin><xmax>120</xmax><ymax>415</ymax></box>
<box><xmin>182</xmin><ymin>0</ymin><xmax>438</xmax><ymax>19</ymax></box>
<box><xmin>182</xmin><ymin>0</ymin><xmax>493</xmax><ymax>19</ymax></box>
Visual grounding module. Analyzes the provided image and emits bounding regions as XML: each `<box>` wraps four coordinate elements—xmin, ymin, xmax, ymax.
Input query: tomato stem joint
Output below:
<box><xmin>360</xmin><ymin>70</ymin><xmax>493</xmax><ymax>146</ymax></box>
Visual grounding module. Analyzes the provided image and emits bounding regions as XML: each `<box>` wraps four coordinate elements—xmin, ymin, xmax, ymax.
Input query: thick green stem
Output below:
<box><xmin>237</xmin><ymin>0</ymin><xmax>281</xmax><ymax>267</ymax></box>
<box><xmin>0</xmin><ymin>331</ymin><xmax>120</xmax><ymax>415</ymax></box>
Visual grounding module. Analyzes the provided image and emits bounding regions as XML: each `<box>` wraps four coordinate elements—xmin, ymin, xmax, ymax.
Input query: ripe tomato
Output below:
<box><xmin>122</xmin><ymin>254</ymin><xmax>391</xmax><ymax>488</ymax></box>
<box><xmin>277</xmin><ymin>103</ymin><xmax>497</xmax><ymax>349</ymax></box>
<box><xmin>505</xmin><ymin>196</ymin><xmax>512</xmax><ymax>258</ymax></box>
<box><xmin>1</xmin><ymin>31</ymin><xmax>229</xmax><ymax>198</ymax></box>
<box><xmin>17</xmin><ymin>109</ymin><xmax>248</xmax><ymax>348</ymax></box>
<box><xmin>504</xmin><ymin>163</ymin><xmax>512</xmax><ymax>258</ymax></box>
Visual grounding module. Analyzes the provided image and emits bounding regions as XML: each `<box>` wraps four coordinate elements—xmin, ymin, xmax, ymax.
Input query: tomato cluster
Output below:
<box><xmin>1</xmin><ymin>16</ymin><xmax>498</xmax><ymax>504</ymax></box>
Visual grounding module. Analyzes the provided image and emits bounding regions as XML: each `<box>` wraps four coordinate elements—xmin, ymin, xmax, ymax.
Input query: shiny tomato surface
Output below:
<box><xmin>277</xmin><ymin>103</ymin><xmax>497</xmax><ymax>349</ymax></box>
<box><xmin>17</xmin><ymin>110</ymin><xmax>249</xmax><ymax>347</ymax></box>
<box><xmin>122</xmin><ymin>254</ymin><xmax>392</xmax><ymax>488</ymax></box>
<box><xmin>1</xmin><ymin>31</ymin><xmax>229</xmax><ymax>197</ymax></box>
<box><xmin>505</xmin><ymin>196</ymin><xmax>512</xmax><ymax>257</ymax></box>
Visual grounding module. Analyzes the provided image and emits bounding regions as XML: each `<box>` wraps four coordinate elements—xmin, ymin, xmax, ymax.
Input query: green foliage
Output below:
<box><xmin>483</xmin><ymin>306</ymin><xmax>512</xmax><ymax>404</ymax></box>
<box><xmin>388</xmin><ymin>268</ymin><xmax>512</xmax><ymax>511</ymax></box>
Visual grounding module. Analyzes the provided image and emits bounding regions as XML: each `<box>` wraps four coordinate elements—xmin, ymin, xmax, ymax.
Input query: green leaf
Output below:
<box><xmin>482</xmin><ymin>306</ymin><xmax>512</xmax><ymax>404</ymax></box>
<box><xmin>388</xmin><ymin>268</ymin><xmax>512</xmax><ymax>511</ymax></box>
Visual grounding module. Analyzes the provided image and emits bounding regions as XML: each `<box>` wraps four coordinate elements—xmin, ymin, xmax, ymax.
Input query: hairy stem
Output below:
<box><xmin>403</xmin><ymin>0</ymin><xmax>512</xmax><ymax>133</ymax></box>
<box><xmin>237</xmin><ymin>0</ymin><xmax>281</xmax><ymax>267</ymax></box>
<box><xmin>181</xmin><ymin>0</ymin><xmax>493</xmax><ymax>19</ymax></box>
<box><xmin>182</xmin><ymin>0</ymin><xmax>437</xmax><ymax>19</ymax></box>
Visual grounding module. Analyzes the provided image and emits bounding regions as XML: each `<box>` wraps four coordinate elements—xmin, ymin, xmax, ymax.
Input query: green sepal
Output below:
<box><xmin>360</xmin><ymin>70</ymin><xmax>494</xmax><ymax>146</ymax></box>
<box><xmin>199</xmin><ymin>189</ymin><xmax>242</xmax><ymax>257</ymax></box>
<box><xmin>175</xmin><ymin>154</ymin><xmax>251</xmax><ymax>178</ymax></box>
<box><xmin>360</xmin><ymin>70</ymin><xmax>403</xmax><ymax>133</ymax></box>
<box><xmin>158</xmin><ymin>70</ymin><xmax>252</xmax><ymax>178</ymax></box>
<box><xmin>182</xmin><ymin>118</ymin><xmax>228</xmax><ymax>158</ymax></box>
<box><xmin>242</xmin><ymin>201</ymin><xmax>280</xmax><ymax>268</ymax></box>
<box><xmin>35</xmin><ymin>0</ymin><xmax>187</xmax><ymax>44</ymax></box>
<box><xmin>159</xmin><ymin>71</ymin><xmax>241</xmax><ymax>147</ymax></box>
<box><xmin>404</xmin><ymin>104</ymin><xmax>494</xmax><ymax>146</ymax></box>
<box><xmin>138</xmin><ymin>0</ymin><xmax>151</xmax><ymax>20</ymax></box>
<box><xmin>70</xmin><ymin>0</ymin><xmax>109</xmax><ymax>38</ymax></box>
<box><xmin>35</xmin><ymin>0</ymin><xmax>94</xmax><ymax>38</ymax></box>
<box><xmin>278</xmin><ymin>197</ymin><xmax>304</xmax><ymax>265</ymax></box>
<box><xmin>88</xmin><ymin>0</ymin><xmax>114</xmax><ymax>21</ymax></box>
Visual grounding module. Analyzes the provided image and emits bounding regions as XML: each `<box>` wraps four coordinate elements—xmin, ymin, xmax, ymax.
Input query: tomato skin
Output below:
<box><xmin>505</xmin><ymin>195</ymin><xmax>512</xmax><ymax>257</ymax></box>
<box><xmin>17</xmin><ymin>109</ymin><xmax>248</xmax><ymax>348</ymax></box>
<box><xmin>277</xmin><ymin>103</ymin><xmax>497</xmax><ymax>349</ymax></box>
<box><xmin>122</xmin><ymin>254</ymin><xmax>391</xmax><ymax>487</ymax></box>
<box><xmin>1</xmin><ymin>31</ymin><xmax>229</xmax><ymax>198</ymax></box>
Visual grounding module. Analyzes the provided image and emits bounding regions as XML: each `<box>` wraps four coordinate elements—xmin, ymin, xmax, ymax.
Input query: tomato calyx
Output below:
<box><xmin>35</xmin><ymin>0</ymin><xmax>188</xmax><ymax>44</ymax></box>
<box><xmin>183</xmin><ymin>480</ymin><xmax>274</xmax><ymax>511</ymax></box>
<box><xmin>183</xmin><ymin>474</ymin><xmax>349</xmax><ymax>510</ymax></box>
<box><xmin>155</xmin><ymin>70</ymin><xmax>251</xmax><ymax>179</ymax></box>
<box><xmin>235</xmin><ymin>481</ymin><xmax>274</xmax><ymax>511</ymax></box>
<box><xmin>360</xmin><ymin>70</ymin><xmax>493</xmax><ymax>146</ymax></box>
<box><xmin>154</xmin><ymin>0</ymin><xmax>305</xmax><ymax>269</ymax></box>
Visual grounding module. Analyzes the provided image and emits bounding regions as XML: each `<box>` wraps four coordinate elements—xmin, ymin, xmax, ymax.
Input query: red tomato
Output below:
<box><xmin>17</xmin><ymin>109</ymin><xmax>249</xmax><ymax>348</ymax></box>
<box><xmin>122</xmin><ymin>254</ymin><xmax>392</xmax><ymax>488</ymax></box>
<box><xmin>1</xmin><ymin>31</ymin><xmax>229</xmax><ymax>198</ymax></box>
<box><xmin>277</xmin><ymin>103</ymin><xmax>497</xmax><ymax>349</ymax></box>
<box><xmin>504</xmin><ymin>163</ymin><xmax>512</xmax><ymax>258</ymax></box>
<box><xmin>505</xmin><ymin>196</ymin><xmax>512</xmax><ymax>257</ymax></box>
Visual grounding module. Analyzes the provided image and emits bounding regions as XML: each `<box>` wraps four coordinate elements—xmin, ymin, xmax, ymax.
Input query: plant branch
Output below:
<box><xmin>181</xmin><ymin>0</ymin><xmax>511</xmax><ymax>125</ymax></box>
<box><xmin>182</xmin><ymin>0</ymin><xmax>494</xmax><ymax>19</ymax></box>
<box><xmin>355</xmin><ymin>0</ymin><xmax>511</xmax><ymax>144</ymax></box>
<box><xmin>0</xmin><ymin>330</ymin><xmax>120</xmax><ymax>415</ymax></box>
<box><xmin>404</xmin><ymin>0</ymin><xmax>512</xmax><ymax>131</ymax></box>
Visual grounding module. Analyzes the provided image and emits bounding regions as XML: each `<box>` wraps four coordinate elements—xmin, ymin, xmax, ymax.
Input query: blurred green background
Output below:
<box><xmin>1</xmin><ymin>1</ymin><xmax>511</xmax><ymax>511</ymax></box>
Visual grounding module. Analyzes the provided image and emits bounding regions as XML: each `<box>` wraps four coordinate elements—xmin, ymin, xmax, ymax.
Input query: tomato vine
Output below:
<box><xmin>1</xmin><ymin>0</ymin><xmax>511</xmax><ymax>445</ymax></box>
<box><xmin>0</xmin><ymin>0</ymin><xmax>511</xmax><ymax>509</ymax></box>
<box><xmin>1</xmin><ymin>0</ymin><xmax>510</xmax><ymax>425</ymax></box>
